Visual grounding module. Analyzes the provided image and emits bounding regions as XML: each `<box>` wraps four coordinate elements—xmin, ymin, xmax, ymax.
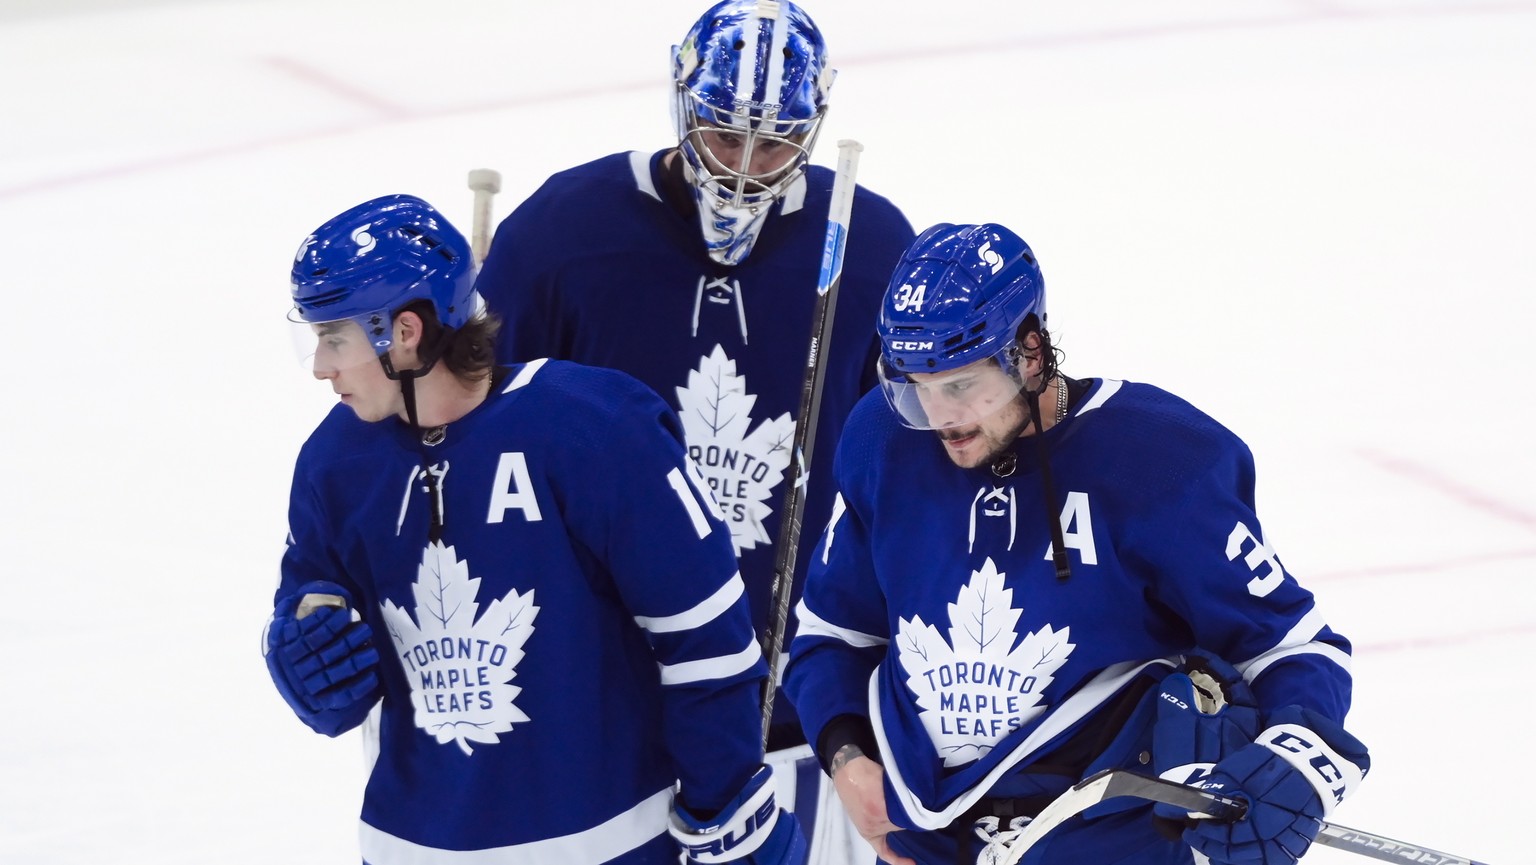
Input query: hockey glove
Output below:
<box><xmin>1152</xmin><ymin>654</ymin><xmax>1261</xmax><ymax>794</ymax></box>
<box><xmin>264</xmin><ymin>581</ymin><xmax>380</xmax><ymax>736</ymax></box>
<box><xmin>1180</xmin><ymin>706</ymin><xmax>1370</xmax><ymax>865</ymax></box>
<box><xmin>669</xmin><ymin>764</ymin><xmax>808</xmax><ymax>865</ymax></box>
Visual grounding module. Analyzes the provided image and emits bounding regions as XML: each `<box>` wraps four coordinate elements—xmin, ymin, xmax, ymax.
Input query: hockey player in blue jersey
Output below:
<box><xmin>264</xmin><ymin>193</ymin><xmax>806</xmax><ymax>865</ymax></box>
<box><xmin>784</xmin><ymin>223</ymin><xmax>1370</xmax><ymax>865</ymax></box>
<box><xmin>473</xmin><ymin>3</ymin><xmax>915</xmax><ymax>863</ymax></box>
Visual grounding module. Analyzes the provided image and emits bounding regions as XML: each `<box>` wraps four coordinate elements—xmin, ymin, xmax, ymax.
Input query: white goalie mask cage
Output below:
<box><xmin>671</xmin><ymin>0</ymin><xmax>834</xmax><ymax>265</ymax></box>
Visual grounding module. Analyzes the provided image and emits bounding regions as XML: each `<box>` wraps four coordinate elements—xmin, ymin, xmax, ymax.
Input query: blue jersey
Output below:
<box><xmin>785</xmin><ymin>379</ymin><xmax>1355</xmax><ymax>853</ymax></box>
<box><xmin>278</xmin><ymin>360</ymin><xmax>766</xmax><ymax>864</ymax></box>
<box><xmin>474</xmin><ymin>150</ymin><xmax>915</xmax><ymax>745</ymax></box>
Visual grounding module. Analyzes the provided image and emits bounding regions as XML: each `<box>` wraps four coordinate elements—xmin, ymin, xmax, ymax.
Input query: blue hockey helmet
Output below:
<box><xmin>672</xmin><ymin>0</ymin><xmax>834</xmax><ymax>264</ymax></box>
<box><xmin>289</xmin><ymin>194</ymin><xmax>476</xmax><ymax>368</ymax></box>
<box><xmin>877</xmin><ymin>223</ymin><xmax>1048</xmax><ymax>430</ymax></box>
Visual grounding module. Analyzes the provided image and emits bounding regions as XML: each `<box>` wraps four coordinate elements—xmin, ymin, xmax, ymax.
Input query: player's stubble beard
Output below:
<box><xmin>935</xmin><ymin>394</ymin><xmax>1033</xmax><ymax>470</ymax></box>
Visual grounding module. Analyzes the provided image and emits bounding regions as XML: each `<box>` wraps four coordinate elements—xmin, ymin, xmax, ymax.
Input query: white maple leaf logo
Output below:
<box><xmin>675</xmin><ymin>345</ymin><xmax>794</xmax><ymax>555</ymax></box>
<box><xmin>380</xmin><ymin>542</ymin><xmax>539</xmax><ymax>755</ymax></box>
<box><xmin>897</xmin><ymin>557</ymin><xmax>1075</xmax><ymax>767</ymax></box>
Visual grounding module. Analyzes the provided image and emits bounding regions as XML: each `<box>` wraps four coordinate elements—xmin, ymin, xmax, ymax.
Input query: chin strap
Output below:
<box><xmin>1022</xmin><ymin>384</ymin><xmax>1072</xmax><ymax>581</ymax></box>
<box><xmin>379</xmin><ymin>351</ymin><xmax>447</xmax><ymax>544</ymax></box>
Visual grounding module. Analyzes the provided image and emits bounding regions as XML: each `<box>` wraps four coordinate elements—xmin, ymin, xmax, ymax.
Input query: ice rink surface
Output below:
<box><xmin>1</xmin><ymin>1</ymin><xmax>1531</xmax><ymax>862</ymax></box>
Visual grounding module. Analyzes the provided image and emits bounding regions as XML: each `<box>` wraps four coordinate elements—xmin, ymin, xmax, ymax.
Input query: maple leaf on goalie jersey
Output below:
<box><xmin>674</xmin><ymin>344</ymin><xmax>794</xmax><ymax>555</ymax></box>
<box><xmin>897</xmin><ymin>557</ymin><xmax>1076</xmax><ymax>767</ymax></box>
<box><xmin>380</xmin><ymin>542</ymin><xmax>539</xmax><ymax>756</ymax></box>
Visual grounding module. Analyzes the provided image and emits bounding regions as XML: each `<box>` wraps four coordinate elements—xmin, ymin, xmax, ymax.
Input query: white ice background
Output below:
<box><xmin>1</xmin><ymin>1</ymin><xmax>1531</xmax><ymax>863</ymax></box>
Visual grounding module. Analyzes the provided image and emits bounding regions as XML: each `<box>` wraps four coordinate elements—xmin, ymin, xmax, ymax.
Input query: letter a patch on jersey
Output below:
<box><xmin>1043</xmin><ymin>491</ymin><xmax>1098</xmax><ymax>565</ymax></box>
<box><xmin>896</xmin><ymin>558</ymin><xmax>1076</xmax><ymax>767</ymax></box>
<box><xmin>379</xmin><ymin>542</ymin><xmax>540</xmax><ymax>755</ymax></box>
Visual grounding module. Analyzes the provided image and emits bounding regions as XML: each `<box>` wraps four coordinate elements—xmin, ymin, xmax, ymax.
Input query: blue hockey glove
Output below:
<box><xmin>1152</xmin><ymin>654</ymin><xmax>1261</xmax><ymax>792</ymax></box>
<box><xmin>264</xmin><ymin>581</ymin><xmax>380</xmax><ymax>736</ymax></box>
<box><xmin>1180</xmin><ymin>706</ymin><xmax>1370</xmax><ymax>865</ymax></box>
<box><xmin>669</xmin><ymin>764</ymin><xmax>808</xmax><ymax>865</ymax></box>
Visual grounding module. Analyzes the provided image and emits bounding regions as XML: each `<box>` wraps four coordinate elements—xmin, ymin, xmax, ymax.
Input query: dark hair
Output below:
<box><xmin>399</xmin><ymin>300</ymin><xmax>502</xmax><ymax>384</ymax></box>
<box><xmin>1016</xmin><ymin>313</ymin><xmax>1065</xmax><ymax>383</ymax></box>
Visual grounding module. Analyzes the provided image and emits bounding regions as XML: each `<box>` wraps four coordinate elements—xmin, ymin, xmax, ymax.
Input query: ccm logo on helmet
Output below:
<box><xmin>889</xmin><ymin>340</ymin><xmax>934</xmax><ymax>352</ymax></box>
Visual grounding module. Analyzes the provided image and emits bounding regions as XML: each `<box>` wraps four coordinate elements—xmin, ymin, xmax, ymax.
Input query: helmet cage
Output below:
<box><xmin>675</xmin><ymin>89</ymin><xmax>825</xmax><ymax>209</ymax></box>
<box><xmin>671</xmin><ymin>1</ymin><xmax>832</xmax><ymax>264</ymax></box>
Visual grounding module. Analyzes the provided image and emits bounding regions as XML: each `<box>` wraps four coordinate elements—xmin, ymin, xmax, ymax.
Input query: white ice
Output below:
<box><xmin>1</xmin><ymin>1</ymin><xmax>1531</xmax><ymax>863</ymax></box>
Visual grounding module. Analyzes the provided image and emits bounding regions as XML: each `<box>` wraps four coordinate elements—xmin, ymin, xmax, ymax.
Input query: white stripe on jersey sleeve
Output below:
<box><xmin>658</xmin><ymin>639</ymin><xmax>762</xmax><ymax>686</ymax></box>
<box><xmin>794</xmin><ymin>599</ymin><xmax>889</xmax><ymax>649</ymax></box>
<box><xmin>1237</xmin><ymin>605</ymin><xmax>1354</xmax><ymax>682</ymax></box>
<box><xmin>633</xmin><ymin>573</ymin><xmax>746</xmax><ymax>634</ymax></box>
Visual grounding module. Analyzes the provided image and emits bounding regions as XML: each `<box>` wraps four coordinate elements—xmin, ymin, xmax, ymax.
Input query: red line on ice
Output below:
<box><xmin>3</xmin><ymin>2</ymin><xmax>1534</xmax><ymax>201</ymax></box>
<box><xmin>1354</xmin><ymin>449</ymin><xmax>1536</xmax><ymax>532</ymax></box>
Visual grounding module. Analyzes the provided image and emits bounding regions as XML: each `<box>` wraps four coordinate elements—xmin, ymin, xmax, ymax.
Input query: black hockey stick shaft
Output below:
<box><xmin>760</xmin><ymin>139</ymin><xmax>863</xmax><ymax>747</ymax></box>
<box><xmin>996</xmin><ymin>769</ymin><xmax>1491</xmax><ymax>865</ymax></box>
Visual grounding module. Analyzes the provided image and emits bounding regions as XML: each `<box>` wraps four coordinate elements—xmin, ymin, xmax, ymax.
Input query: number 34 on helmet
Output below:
<box><xmin>876</xmin><ymin>223</ymin><xmax>1048</xmax><ymax>430</ymax></box>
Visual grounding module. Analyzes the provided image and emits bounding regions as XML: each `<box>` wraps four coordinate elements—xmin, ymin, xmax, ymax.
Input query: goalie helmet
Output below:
<box><xmin>876</xmin><ymin>223</ymin><xmax>1048</xmax><ymax>430</ymax></box>
<box><xmin>289</xmin><ymin>194</ymin><xmax>476</xmax><ymax>365</ymax></box>
<box><xmin>672</xmin><ymin>0</ymin><xmax>833</xmax><ymax>265</ymax></box>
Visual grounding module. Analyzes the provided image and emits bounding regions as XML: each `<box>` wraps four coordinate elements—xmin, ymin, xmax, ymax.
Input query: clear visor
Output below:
<box><xmin>287</xmin><ymin>309</ymin><xmax>391</xmax><ymax>375</ymax></box>
<box><xmin>878</xmin><ymin>352</ymin><xmax>1027</xmax><ymax>431</ymax></box>
<box><xmin>681</xmin><ymin>99</ymin><xmax>818</xmax><ymax>206</ymax></box>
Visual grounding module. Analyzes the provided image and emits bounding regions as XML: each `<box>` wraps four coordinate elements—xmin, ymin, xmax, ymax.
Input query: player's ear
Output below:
<box><xmin>389</xmin><ymin>309</ymin><xmax>426</xmax><ymax>367</ymax></box>
<box><xmin>394</xmin><ymin>310</ymin><xmax>423</xmax><ymax>352</ymax></box>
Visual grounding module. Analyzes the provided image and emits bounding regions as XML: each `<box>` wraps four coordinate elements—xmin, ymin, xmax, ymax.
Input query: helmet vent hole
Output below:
<box><xmin>310</xmin><ymin>267</ymin><xmax>329</xmax><ymax>276</ymax></box>
<box><xmin>948</xmin><ymin>337</ymin><xmax>984</xmax><ymax>357</ymax></box>
<box><xmin>733</xmin><ymin>38</ymin><xmax>745</xmax><ymax>49</ymax></box>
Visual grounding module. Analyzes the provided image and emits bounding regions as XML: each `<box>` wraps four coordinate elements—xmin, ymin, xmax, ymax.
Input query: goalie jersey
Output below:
<box><xmin>277</xmin><ymin>360</ymin><xmax>766</xmax><ymax>864</ymax></box>
<box><xmin>784</xmin><ymin>378</ymin><xmax>1356</xmax><ymax>830</ymax></box>
<box><xmin>473</xmin><ymin>150</ymin><xmax>916</xmax><ymax>747</ymax></box>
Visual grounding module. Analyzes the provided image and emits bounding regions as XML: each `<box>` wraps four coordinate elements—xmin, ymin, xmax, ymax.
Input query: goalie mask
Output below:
<box><xmin>877</xmin><ymin>223</ymin><xmax>1048</xmax><ymax>431</ymax></box>
<box><xmin>288</xmin><ymin>194</ymin><xmax>477</xmax><ymax>376</ymax></box>
<box><xmin>672</xmin><ymin>0</ymin><xmax>833</xmax><ymax>266</ymax></box>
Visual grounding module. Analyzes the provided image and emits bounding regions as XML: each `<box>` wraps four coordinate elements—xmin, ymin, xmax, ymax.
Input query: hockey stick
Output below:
<box><xmin>991</xmin><ymin>769</ymin><xmax>1493</xmax><ymax>865</ymax></box>
<box><xmin>760</xmin><ymin>139</ymin><xmax>863</xmax><ymax>746</ymax></box>
<box><xmin>467</xmin><ymin>168</ymin><xmax>502</xmax><ymax>267</ymax></box>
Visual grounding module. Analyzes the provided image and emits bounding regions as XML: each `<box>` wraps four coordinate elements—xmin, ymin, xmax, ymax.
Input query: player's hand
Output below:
<box><xmin>264</xmin><ymin>581</ymin><xmax>380</xmax><ymax>731</ymax></box>
<box><xmin>1150</xmin><ymin>655</ymin><xmax>1259</xmax><ymax>830</ymax></box>
<box><xmin>1179</xmin><ymin>707</ymin><xmax>1369</xmax><ymax>865</ymax></box>
<box><xmin>670</xmin><ymin>764</ymin><xmax>806</xmax><ymax>865</ymax></box>
<box><xmin>831</xmin><ymin>749</ymin><xmax>914</xmax><ymax>865</ymax></box>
